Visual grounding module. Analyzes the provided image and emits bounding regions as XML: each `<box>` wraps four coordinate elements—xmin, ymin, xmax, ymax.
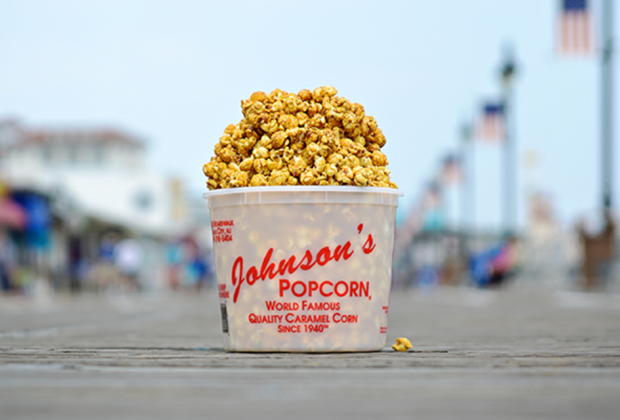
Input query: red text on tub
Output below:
<box><xmin>278</xmin><ymin>279</ymin><xmax>370</xmax><ymax>299</ymax></box>
<box><xmin>230</xmin><ymin>224</ymin><xmax>376</xmax><ymax>303</ymax></box>
<box><xmin>212</xmin><ymin>220</ymin><xmax>234</xmax><ymax>243</ymax></box>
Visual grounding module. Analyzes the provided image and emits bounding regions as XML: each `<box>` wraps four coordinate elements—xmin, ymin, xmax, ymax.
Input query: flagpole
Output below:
<box><xmin>500</xmin><ymin>45</ymin><xmax>517</xmax><ymax>236</ymax></box>
<box><xmin>460</xmin><ymin>122</ymin><xmax>474</xmax><ymax>283</ymax></box>
<box><xmin>601</xmin><ymin>0</ymin><xmax>614</xmax><ymax>210</ymax></box>
<box><xmin>460</xmin><ymin>122</ymin><xmax>473</xmax><ymax>235</ymax></box>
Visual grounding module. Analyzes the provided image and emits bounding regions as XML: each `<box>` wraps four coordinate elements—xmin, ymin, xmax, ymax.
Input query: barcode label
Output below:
<box><xmin>220</xmin><ymin>303</ymin><xmax>229</xmax><ymax>334</ymax></box>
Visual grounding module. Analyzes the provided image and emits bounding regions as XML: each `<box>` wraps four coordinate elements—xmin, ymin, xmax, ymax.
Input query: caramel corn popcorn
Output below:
<box><xmin>392</xmin><ymin>337</ymin><xmax>413</xmax><ymax>352</ymax></box>
<box><xmin>203</xmin><ymin>86</ymin><xmax>397</xmax><ymax>189</ymax></box>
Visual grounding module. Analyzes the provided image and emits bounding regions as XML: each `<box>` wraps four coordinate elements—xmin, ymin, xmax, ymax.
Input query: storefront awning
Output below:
<box><xmin>0</xmin><ymin>199</ymin><xmax>27</xmax><ymax>230</ymax></box>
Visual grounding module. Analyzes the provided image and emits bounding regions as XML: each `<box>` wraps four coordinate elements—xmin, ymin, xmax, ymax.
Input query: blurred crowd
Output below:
<box><xmin>393</xmin><ymin>197</ymin><xmax>620</xmax><ymax>293</ymax></box>
<box><xmin>0</xmin><ymin>182</ymin><xmax>214</xmax><ymax>296</ymax></box>
<box><xmin>2</xmin><ymin>180</ymin><xmax>619</xmax><ymax>297</ymax></box>
<box><xmin>0</xmin><ymin>228</ymin><xmax>214</xmax><ymax>296</ymax></box>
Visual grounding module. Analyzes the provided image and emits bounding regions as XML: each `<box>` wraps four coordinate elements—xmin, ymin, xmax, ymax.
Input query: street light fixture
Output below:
<box><xmin>499</xmin><ymin>44</ymin><xmax>518</xmax><ymax>236</ymax></box>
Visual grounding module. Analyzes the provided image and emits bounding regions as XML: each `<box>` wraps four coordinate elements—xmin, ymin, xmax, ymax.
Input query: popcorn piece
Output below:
<box><xmin>268</xmin><ymin>169</ymin><xmax>289</xmax><ymax>186</ymax></box>
<box><xmin>204</xmin><ymin>86</ymin><xmax>397</xmax><ymax>190</ymax></box>
<box><xmin>250</xmin><ymin>174</ymin><xmax>268</xmax><ymax>186</ymax></box>
<box><xmin>391</xmin><ymin>337</ymin><xmax>413</xmax><ymax>352</ymax></box>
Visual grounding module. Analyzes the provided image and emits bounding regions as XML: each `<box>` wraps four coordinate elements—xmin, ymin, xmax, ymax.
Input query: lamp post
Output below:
<box><xmin>459</xmin><ymin>121</ymin><xmax>474</xmax><ymax>279</ymax></box>
<box><xmin>460</xmin><ymin>121</ymin><xmax>474</xmax><ymax>235</ymax></box>
<box><xmin>499</xmin><ymin>44</ymin><xmax>518</xmax><ymax>236</ymax></box>
<box><xmin>601</xmin><ymin>0</ymin><xmax>614</xmax><ymax>210</ymax></box>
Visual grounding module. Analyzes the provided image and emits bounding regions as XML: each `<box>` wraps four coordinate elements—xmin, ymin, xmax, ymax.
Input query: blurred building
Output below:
<box><xmin>0</xmin><ymin>117</ymin><xmax>187</xmax><ymax>235</ymax></box>
<box><xmin>0</xmin><ymin>117</ymin><xmax>208</xmax><ymax>293</ymax></box>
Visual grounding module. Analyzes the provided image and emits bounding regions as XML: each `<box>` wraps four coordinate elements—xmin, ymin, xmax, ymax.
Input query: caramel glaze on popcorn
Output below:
<box><xmin>203</xmin><ymin>86</ymin><xmax>398</xmax><ymax>190</ymax></box>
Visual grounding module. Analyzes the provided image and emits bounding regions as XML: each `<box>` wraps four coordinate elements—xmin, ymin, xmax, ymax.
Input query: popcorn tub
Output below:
<box><xmin>204</xmin><ymin>186</ymin><xmax>402</xmax><ymax>352</ymax></box>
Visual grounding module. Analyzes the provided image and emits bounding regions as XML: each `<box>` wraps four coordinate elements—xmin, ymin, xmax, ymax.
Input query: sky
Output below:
<box><xmin>1</xmin><ymin>0</ymin><xmax>618</xmax><ymax>232</ymax></box>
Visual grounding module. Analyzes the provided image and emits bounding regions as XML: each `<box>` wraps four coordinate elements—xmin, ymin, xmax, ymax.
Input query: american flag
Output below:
<box><xmin>440</xmin><ymin>153</ymin><xmax>463</xmax><ymax>185</ymax></box>
<box><xmin>557</xmin><ymin>0</ymin><xmax>593</xmax><ymax>55</ymax></box>
<box><xmin>477</xmin><ymin>102</ymin><xmax>505</xmax><ymax>142</ymax></box>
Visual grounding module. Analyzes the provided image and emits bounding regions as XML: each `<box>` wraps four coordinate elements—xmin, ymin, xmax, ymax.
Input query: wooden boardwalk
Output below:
<box><xmin>1</xmin><ymin>287</ymin><xmax>619</xmax><ymax>419</ymax></box>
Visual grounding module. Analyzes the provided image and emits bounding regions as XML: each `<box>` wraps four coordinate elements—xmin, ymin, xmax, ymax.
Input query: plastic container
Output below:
<box><xmin>204</xmin><ymin>186</ymin><xmax>402</xmax><ymax>352</ymax></box>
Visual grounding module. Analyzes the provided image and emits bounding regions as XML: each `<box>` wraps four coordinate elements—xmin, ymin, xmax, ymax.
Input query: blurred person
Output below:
<box><xmin>185</xmin><ymin>240</ymin><xmax>212</xmax><ymax>291</ymax></box>
<box><xmin>202</xmin><ymin>248</ymin><xmax>215</xmax><ymax>288</ymax></box>
<box><xmin>441</xmin><ymin>256</ymin><xmax>462</xmax><ymax>286</ymax></box>
<box><xmin>578</xmin><ymin>210</ymin><xmax>616</xmax><ymax>290</ymax></box>
<box><xmin>11</xmin><ymin>192</ymin><xmax>52</xmax><ymax>294</ymax></box>
<box><xmin>114</xmin><ymin>238</ymin><xmax>143</xmax><ymax>291</ymax></box>
<box><xmin>469</xmin><ymin>247</ymin><xmax>499</xmax><ymax>288</ymax></box>
<box><xmin>440</xmin><ymin>236</ymin><xmax>463</xmax><ymax>286</ymax></box>
<box><xmin>469</xmin><ymin>237</ymin><xmax>520</xmax><ymax>288</ymax></box>
<box><xmin>180</xmin><ymin>235</ymin><xmax>199</xmax><ymax>289</ymax></box>
<box><xmin>0</xmin><ymin>182</ymin><xmax>24</xmax><ymax>293</ymax></box>
<box><xmin>416</xmin><ymin>264</ymin><xmax>440</xmax><ymax>290</ymax></box>
<box><xmin>165</xmin><ymin>239</ymin><xmax>184</xmax><ymax>290</ymax></box>
<box><xmin>177</xmin><ymin>235</ymin><xmax>209</xmax><ymax>291</ymax></box>
<box><xmin>136</xmin><ymin>237</ymin><xmax>168</xmax><ymax>293</ymax></box>
<box><xmin>487</xmin><ymin>236</ymin><xmax>520</xmax><ymax>287</ymax></box>
<box><xmin>68</xmin><ymin>235</ymin><xmax>82</xmax><ymax>293</ymax></box>
<box><xmin>99</xmin><ymin>232</ymin><xmax>119</xmax><ymax>263</ymax></box>
<box><xmin>86</xmin><ymin>260</ymin><xmax>119</xmax><ymax>293</ymax></box>
<box><xmin>86</xmin><ymin>233</ymin><xmax>121</xmax><ymax>293</ymax></box>
<box><xmin>0</xmin><ymin>229</ymin><xmax>17</xmax><ymax>293</ymax></box>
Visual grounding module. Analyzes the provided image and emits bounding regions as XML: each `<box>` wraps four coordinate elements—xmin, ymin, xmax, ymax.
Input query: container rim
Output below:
<box><xmin>203</xmin><ymin>185</ymin><xmax>403</xmax><ymax>199</ymax></box>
